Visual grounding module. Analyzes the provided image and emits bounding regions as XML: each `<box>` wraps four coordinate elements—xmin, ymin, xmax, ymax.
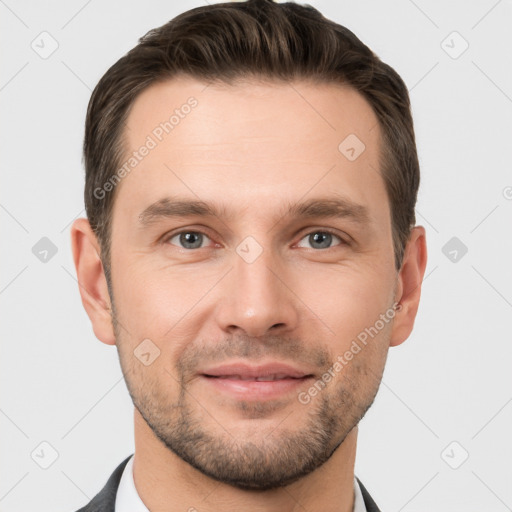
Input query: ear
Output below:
<box><xmin>389</xmin><ymin>226</ymin><xmax>428</xmax><ymax>347</ymax></box>
<box><xmin>70</xmin><ymin>218</ymin><xmax>116</xmax><ymax>346</ymax></box>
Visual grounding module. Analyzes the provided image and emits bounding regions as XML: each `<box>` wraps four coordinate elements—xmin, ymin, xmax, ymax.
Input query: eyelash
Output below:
<box><xmin>163</xmin><ymin>228</ymin><xmax>349</xmax><ymax>250</ymax></box>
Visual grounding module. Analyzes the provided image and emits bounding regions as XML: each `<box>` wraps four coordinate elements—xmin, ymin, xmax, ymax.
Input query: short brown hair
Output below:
<box><xmin>83</xmin><ymin>0</ymin><xmax>419</xmax><ymax>288</ymax></box>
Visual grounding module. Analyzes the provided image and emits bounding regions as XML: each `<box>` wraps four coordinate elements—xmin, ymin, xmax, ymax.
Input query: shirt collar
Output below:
<box><xmin>115</xmin><ymin>454</ymin><xmax>367</xmax><ymax>512</ymax></box>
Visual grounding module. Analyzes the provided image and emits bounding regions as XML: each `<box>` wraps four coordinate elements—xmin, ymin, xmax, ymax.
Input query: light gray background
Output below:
<box><xmin>1</xmin><ymin>1</ymin><xmax>511</xmax><ymax>511</ymax></box>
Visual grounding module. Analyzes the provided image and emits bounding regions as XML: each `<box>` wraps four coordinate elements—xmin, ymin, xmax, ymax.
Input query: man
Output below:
<box><xmin>71</xmin><ymin>0</ymin><xmax>427</xmax><ymax>510</ymax></box>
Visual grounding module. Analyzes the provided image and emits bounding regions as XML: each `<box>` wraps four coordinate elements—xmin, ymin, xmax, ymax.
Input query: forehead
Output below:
<box><xmin>124</xmin><ymin>76</ymin><xmax>380</xmax><ymax>150</ymax></box>
<box><xmin>114</xmin><ymin>76</ymin><xmax>388</xmax><ymax>226</ymax></box>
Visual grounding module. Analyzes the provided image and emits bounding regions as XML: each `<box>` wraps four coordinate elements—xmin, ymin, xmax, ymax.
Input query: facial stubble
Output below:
<box><xmin>111</xmin><ymin>298</ymin><xmax>388</xmax><ymax>491</ymax></box>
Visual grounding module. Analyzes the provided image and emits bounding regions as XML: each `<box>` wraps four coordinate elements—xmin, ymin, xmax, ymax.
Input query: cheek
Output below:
<box><xmin>111</xmin><ymin>257</ymin><xmax>220</xmax><ymax>343</ymax></box>
<box><xmin>293</xmin><ymin>261</ymin><xmax>396</xmax><ymax>354</ymax></box>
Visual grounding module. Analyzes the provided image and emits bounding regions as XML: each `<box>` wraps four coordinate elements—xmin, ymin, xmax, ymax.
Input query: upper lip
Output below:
<box><xmin>201</xmin><ymin>362</ymin><xmax>314</xmax><ymax>379</ymax></box>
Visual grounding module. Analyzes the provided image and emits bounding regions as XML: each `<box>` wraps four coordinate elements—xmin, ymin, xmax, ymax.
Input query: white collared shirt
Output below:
<box><xmin>115</xmin><ymin>454</ymin><xmax>367</xmax><ymax>512</ymax></box>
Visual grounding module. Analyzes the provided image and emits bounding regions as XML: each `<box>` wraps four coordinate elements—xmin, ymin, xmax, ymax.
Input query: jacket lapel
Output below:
<box><xmin>356</xmin><ymin>477</ymin><xmax>382</xmax><ymax>512</ymax></box>
<box><xmin>75</xmin><ymin>455</ymin><xmax>132</xmax><ymax>512</ymax></box>
<box><xmin>75</xmin><ymin>456</ymin><xmax>382</xmax><ymax>512</ymax></box>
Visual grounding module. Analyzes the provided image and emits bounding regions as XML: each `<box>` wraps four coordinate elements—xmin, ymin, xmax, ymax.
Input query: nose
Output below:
<box><xmin>214</xmin><ymin>247</ymin><xmax>300</xmax><ymax>338</ymax></box>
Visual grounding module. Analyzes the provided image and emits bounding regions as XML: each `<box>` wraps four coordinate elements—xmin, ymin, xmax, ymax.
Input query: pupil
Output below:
<box><xmin>311</xmin><ymin>232</ymin><xmax>331</xmax><ymax>249</ymax></box>
<box><xmin>180</xmin><ymin>232</ymin><xmax>202</xmax><ymax>248</ymax></box>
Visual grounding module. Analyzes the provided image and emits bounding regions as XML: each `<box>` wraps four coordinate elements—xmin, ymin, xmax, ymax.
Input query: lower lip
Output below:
<box><xmin>200</xmin><ymin>375</ymin><xmax>313</xmax><ymax>400</ymax></box>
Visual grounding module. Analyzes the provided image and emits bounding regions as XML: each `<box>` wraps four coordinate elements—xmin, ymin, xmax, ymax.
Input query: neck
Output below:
<box><xmin>132</xmin><ymin>409</ymin><xmax>358</xmax><ymax>512</ymax></box>
<box><xmin>133</xmin><ymin>409</ymin><xmax>357</xmax><ymax>512</ymax></box>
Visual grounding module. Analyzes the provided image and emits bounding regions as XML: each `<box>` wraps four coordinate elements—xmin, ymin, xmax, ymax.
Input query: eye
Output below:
<box><xmin>296</xmin><ymin>230</ymin><xmax>346</xmax><ymax>250</ymax></box>
<box><xmin>166</xmin><ymin>231</ymin><xmax>212</xmax><ymax>249</ymax></box>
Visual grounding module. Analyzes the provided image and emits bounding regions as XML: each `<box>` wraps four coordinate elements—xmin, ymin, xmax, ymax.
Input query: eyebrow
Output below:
<box><xmin>138</xmin><ymin>195</ymin><xmax>371</xmax><ymax>227</ymax></box>
<box><xmin>138</xmin><ymin>197</ymin><xmax>229</xmax><ymax>225</ymax></box>
<box><xmin>287</xmin><ymin>197</ymin><xmax>370</xmax><ymax>225</ymax></box>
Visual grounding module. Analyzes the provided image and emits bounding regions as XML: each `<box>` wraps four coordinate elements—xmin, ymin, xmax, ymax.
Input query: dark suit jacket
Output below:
<box><xmin>75</xmin><ymin>454</ymin><xmax>381</xmax><ymax>512</ymax></box>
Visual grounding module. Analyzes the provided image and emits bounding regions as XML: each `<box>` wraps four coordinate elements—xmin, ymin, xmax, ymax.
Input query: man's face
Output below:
<box><xmin>109</xmin><ymin>77</ymin><xmax>399</xmax><ymax>489</ymax></box>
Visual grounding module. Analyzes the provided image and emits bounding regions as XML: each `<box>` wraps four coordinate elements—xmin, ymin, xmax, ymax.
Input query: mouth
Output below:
<box><xmin>199</xmin><ymin>362</ymin><xmax>315</xmax><ymax>400</ymax></box>
<box><xmin>204</xmin><ymin>374</ymin><xmax>309</xmax><ymax>381</ymax></box>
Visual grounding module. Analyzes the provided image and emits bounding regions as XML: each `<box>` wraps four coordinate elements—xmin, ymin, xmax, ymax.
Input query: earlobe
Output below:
<box><xmin>70</xmin><ymin>218</ymin><xmax>116</xmax><ymax>346</ymax></box>
<box><xmin>389</xmin><ymin>226</ymin><xmax>428</xmax><ymax>347</ymax></box>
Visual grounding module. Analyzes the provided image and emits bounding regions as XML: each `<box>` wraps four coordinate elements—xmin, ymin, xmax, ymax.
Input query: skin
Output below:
<box><xmin>71</xmin><ymin>76</ymin><xmax>427</xmax><ymax>512</ymax></box>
